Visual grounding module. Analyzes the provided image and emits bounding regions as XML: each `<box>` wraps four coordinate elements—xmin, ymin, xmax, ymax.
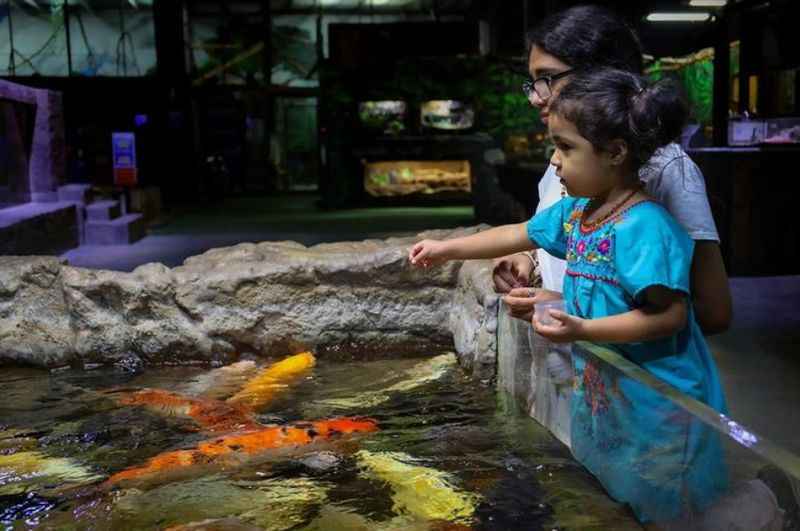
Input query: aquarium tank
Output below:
<box><xmin>763</xmin><ymin>117</ymin><xmax>800</xmax><ymax>144</ymax></box>
<box><xmin>420</xmin><ymin>100</ymin><xmax>474</xmax><ymax>131</ymax></box>
<box><xmin>358</xmin><ymin>101</ymin><xmax>407</xmax><ymax>134</ymax></box>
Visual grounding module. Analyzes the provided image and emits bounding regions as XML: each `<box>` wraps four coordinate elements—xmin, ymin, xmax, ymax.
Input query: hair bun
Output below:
<box><xmin>630</xmin><ymin>78</ymin><xmax>688</xmax><ymax>149</ymax></box>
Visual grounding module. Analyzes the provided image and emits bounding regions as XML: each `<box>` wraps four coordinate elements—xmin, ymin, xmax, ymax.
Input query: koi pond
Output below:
<box><xmin>0</xmin><ymin>352</ymin><xmax>642</xmax><ymax>530</ymax></box>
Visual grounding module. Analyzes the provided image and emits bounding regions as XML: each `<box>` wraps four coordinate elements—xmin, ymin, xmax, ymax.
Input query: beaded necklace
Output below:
<box><xmin>581</xmin><ymin>186</ymin><xmax>641</xmax><ymax>231</ymax></box>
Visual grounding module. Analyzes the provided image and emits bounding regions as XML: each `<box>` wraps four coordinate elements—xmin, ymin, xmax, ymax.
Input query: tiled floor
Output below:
<box><xmin>60</xmin><ymin>193</ymin><xmax>800</xmax><ymax>458</ymax></box>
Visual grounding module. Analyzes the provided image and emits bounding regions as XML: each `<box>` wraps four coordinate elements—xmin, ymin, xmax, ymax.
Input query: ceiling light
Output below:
<box><xmin>688</xmin><ymin>0</ymin><xmax>727</xmax><ymax>6</ymax></box>
<box><xmin>646</xmin><ymin>12</ymin><xmax>712</xmax><ymax>22</ymax></box>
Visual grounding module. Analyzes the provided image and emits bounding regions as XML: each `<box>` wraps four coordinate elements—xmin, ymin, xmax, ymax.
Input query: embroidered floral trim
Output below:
<box><xmin>563</xmin><ymin>207</ymin><xmax>583</xmax><ymax>237</ymax></box>
<box><xmin>566</xmin><ymin>231</ymin><xmax>615</xmax><ymax>265</ymax></box>
<box><xmin>566</xmin><ymin>269</ymin><xmax>620</xmax><ymax>286</ymax></box>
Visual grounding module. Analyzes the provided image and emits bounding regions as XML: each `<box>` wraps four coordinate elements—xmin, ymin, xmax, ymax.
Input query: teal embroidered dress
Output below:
<box><xmin>527</xmin><ymin>197</ymin><xmax>728</xmax><ymax>523</ymax></box>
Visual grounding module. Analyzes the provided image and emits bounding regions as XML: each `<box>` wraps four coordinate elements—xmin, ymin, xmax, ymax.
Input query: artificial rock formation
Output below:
<box><xmin>0</xmin><ymin>256</ymin><xmax>74</xmax><ymax>366</ymax></box>
<box><xmin>0</xmin><ymin>226</ymin><xmax>516</xmax><ymax>377</ymax></box>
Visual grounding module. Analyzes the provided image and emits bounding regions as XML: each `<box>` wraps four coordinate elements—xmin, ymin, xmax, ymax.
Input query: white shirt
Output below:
<box><xmin>534</xmin><ymin>143</ymin><xmax>719</xmax><ymax>292</ymax></box>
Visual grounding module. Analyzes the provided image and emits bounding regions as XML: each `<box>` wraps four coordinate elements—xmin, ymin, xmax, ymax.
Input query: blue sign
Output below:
<box><xmin>112</xmin><ymin>132</ymin><xmax>137</xmax><ymax>169</ymax></box>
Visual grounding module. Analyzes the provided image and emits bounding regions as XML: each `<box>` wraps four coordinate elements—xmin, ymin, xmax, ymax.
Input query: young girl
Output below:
<box><xmin>409</xmin><ymin>69</ymin><xmax>728</xmax><ymax>524</ymax></box>
<box><xmin>494</xmin><ymin>5</ymin><xmax>731</xmax><ymax>338</ymax></box>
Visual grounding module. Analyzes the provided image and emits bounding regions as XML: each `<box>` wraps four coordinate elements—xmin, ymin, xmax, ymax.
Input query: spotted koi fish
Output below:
<box><xmin>105</xmin><ymin>417</ymin><xmax>377</xmax><ymax>487</ymax></box>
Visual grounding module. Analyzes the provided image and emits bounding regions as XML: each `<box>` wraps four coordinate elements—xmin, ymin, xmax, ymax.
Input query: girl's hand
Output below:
<box><xmin>533</xmin><ymin>310</ymin><xmax>587</xmax><ymax>343</ymax></box>
<box><xmin>408</xmin><ymin>239</ymin><xmax>450</xmax><ymax>268</ymax></box>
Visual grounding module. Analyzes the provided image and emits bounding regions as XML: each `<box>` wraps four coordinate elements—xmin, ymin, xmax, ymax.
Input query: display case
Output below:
<box><xmin>420</xmin><ymin>100</ymin><xmax>474</xmax><ymax>131</ymax></box>
<box><xmin>728</xmin><ymin>117</ymin><xmax>800</xmax><ymax>145</ymax></box>
<box><xmin>364</xmin><ymin>160</ymin><xmax>471</xmax><ymax>197</ymax></box>
<box><xmin>357</xmin><ymin>101</ymin><xmax>407</xmax><ymax>135</ymax></box>
<box><xmin>762</xmin><ymin>117</ymin><xmax>800</xmax><ymax>144</ymax></box>
<box><xmin>727</xmin><ymin>118</ymin><xmax>765</xmax><ymax>146</ymax></box>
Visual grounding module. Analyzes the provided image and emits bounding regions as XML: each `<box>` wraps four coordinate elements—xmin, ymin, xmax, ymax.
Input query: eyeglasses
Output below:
<box><xmin>522</xmin><ymin>69</ymin><xmax>574</xmax><ymax>102</ymax></box>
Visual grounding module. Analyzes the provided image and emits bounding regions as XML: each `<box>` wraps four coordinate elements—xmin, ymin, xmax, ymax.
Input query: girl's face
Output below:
<box><xmin>548</xmin><ymin>113</ymin><xmax>620</xmax><ymax>198</ymax></box>
<box><xmin>527</xmin><ymin>45</ymin><xmax>573</xmax><ymax>125</ymax></box>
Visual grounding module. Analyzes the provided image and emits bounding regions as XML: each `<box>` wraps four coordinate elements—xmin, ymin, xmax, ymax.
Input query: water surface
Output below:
<box><xmin>1</xmin><ymin>354</ymin><xmax>640</xmax><ymax>530</ymax></box>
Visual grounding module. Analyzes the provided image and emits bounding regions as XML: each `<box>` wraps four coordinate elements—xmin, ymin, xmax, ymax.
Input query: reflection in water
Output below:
<box><xmin>0</xmin><ymin>354</ymin><xmax>640</xmax><ymax>530</ymax></box>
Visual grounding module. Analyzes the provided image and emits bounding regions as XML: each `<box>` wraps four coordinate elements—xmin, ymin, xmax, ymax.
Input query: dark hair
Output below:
<box><xmin>527</xmin><ymin>5</ymin><xmax>643</xmax><ymax>74</ymax></box>
<box><xmin>550</xmin><ymin>69</ymin><xmax>688</xmax><ymax>171</ymax></box>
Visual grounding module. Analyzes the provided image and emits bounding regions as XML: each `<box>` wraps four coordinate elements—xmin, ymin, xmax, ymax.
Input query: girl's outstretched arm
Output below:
<box><xmin>535</xmin><ymin>286</ymin><xmax>688</xmax><ymax>344</ymax></box>
<box><xmin>409</xmin><ymin>223</ymin><xmax>535</xmax><ymax>268</ymax></box>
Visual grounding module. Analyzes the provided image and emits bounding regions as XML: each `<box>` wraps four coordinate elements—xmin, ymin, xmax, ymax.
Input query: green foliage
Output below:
<box><xmin>475</xmin><ymin>63</ymin><xmax>541</xmax><ymax>138</ymax></box>
<box><xmin>681</xmin><ymin>58</ymin><xmax>713</xmax><ymax>125</ymax></box>
<box><xmin>647</xmin><ymin>56</ymin><xmax>714</xmax><ymax>126</ymax></box>
<box><xmin>370</xmin><ymin>172</ymin><xmax>390</xmax><ymax>186</ymax></box>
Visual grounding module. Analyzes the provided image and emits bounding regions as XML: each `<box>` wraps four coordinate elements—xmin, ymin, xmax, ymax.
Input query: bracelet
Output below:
<box><xmin>521</xmin><ymin>251</ymin><xmax>536</xmax><ymax>268</ymax></box>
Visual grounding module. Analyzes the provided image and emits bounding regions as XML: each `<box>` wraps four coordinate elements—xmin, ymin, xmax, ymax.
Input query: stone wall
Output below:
<box><xmin>496</xmin><ymin>308</ymin><xmax>571</xmax><ymax>447</ymax></box>
<box><xmin>0</xmin><ymin>226</ymin><xmax>500</xmax><ymax>372</ymax></box>
<box><xmin>449</xmin><ymin>260</ymin><xmax>499</xmax><ymax>382</ymax></box>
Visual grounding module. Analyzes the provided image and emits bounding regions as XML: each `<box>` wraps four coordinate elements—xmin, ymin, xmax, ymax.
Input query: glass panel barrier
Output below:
<box><xmin>498</xmin><ymin>309</ymin><xmax>799</xmax><ymax>530</ymax></box>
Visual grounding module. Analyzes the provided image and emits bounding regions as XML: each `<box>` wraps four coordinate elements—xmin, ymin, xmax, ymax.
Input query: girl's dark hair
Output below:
<box><xmin>527</xmin><ymin>5</ymin><xmax>643</xmax><ymax>74</ymax></box>
<box><xmin>550</xmin><ymin>69</ymin><xmax>688</xmax><ymax>171</ymax></box>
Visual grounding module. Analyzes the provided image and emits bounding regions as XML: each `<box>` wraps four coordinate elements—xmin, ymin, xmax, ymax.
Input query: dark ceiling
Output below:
<box><xmin>185</xmin><ymin>0</ymin><xmax>759</xmax><ymax>59</ymax></box>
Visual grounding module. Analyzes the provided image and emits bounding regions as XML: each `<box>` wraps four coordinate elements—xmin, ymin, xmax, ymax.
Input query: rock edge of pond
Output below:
<box><xmin>0</xmin><ymin>225</ymin><xmax>537</xmax><ymax>380</ymax></box>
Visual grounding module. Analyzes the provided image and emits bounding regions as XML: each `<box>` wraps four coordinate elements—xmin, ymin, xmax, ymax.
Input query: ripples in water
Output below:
<box><xmin>0</xmin><ymin>354</ymin><xmax>640</xmax><ymax>530</ymax></box>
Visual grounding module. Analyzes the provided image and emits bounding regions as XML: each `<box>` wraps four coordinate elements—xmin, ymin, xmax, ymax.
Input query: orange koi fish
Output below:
<box><xmin>105</xmin><ymin>417</ymin><xmax>377</xmax><ymax>487</ymax></box>
<box><xmin>226</xmin><ymin>351</ymin><xmax>316</xmax><ymax>410</ymax></box>
<box><xmin>114</xmin><ymin>353</ymin><xmax>316</xmax><ymax>433</ymax></box>
<box><xmin>117</xmin><ymin>389</ymin><xmax>261</xmax><ymax>433</ymax></box>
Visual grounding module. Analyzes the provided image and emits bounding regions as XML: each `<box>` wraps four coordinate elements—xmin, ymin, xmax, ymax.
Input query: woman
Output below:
<box><xmin>493</xmin><ymin>5</ymin><xmax>732</xmax><ymax>335</ymax></box>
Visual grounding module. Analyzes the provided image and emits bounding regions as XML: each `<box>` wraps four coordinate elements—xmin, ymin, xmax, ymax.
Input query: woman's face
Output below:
<box><xmin>527</xmin><ymin>45</ymin><xmax>573</xmax><ymax>125</ymax></box>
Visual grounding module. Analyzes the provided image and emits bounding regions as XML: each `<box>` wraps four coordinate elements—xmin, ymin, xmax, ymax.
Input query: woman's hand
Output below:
<box><xmin>504</xmin><ymin>287</ymin><xmax>563</xmax><ymax>322</ymax></box>
<box><xmin>533</xmin><ymin>310</ymin><xmax>587</xmax><ymax>343</ymax></box>
<box><xmin>492</xmin><ymin>254</ymin><xmax>534</xmax><ymax>293</ymax></box>
<box><xmin>408</xmin><ymin>239</ymin><xmax>450</xmax><ymax>268</ymax></box>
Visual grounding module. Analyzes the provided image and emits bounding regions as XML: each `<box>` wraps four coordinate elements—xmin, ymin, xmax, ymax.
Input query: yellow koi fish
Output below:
<box><xmin>356</xmin><ymin>450</ymin><xmax>479</xmax><ymax>523</ymax></box>
<box><xmin>0</xmin><ymin>451</ymin><xmax>102</xmax><ymax>496</ymax></box>
<box><xmin>226</xmin><ymin>351</ymin><xmax>316</xmax><ymax>410</ymax></box>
